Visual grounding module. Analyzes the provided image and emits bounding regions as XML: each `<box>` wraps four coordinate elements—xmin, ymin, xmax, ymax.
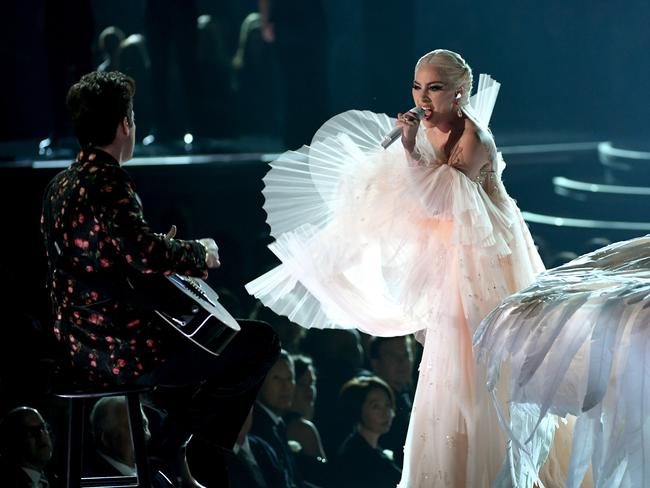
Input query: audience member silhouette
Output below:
<box><xmin>196</xmin><ymin>14</ymin><xmax>233</xmax><ymax>139</ymax></box>
<box><xmin>0</xmin><ymin>406</ymin><xmax>56</xmax><ymax>487</ymax></box>
<box><xmin>86</xmin><ymin>396</ymin><xmax>175</xmax><ymax>486</ymax></box>
<box><xmin>117</xmin><ymin>34</ymin><xmax>154</xmax><ymax>141</ymax></box>
<box><xmin>285</xmin><ymin>355</ymin><xmax>328</xmax><ymax>486</ymax></box>
<box><xmin>232</xmin><ymin>12</ymin><xmax>282</xmax><ymax>141</ymax></box>
<box><xmin>300</xmin><ymin>329</ymin><xmax>369</xmax><ymax>457</ymax></box>
<box><xmin>40</xmin><ymin>0</ymin><xmax>95</xmax><ymax>156</ymax></box>
<box><xmin>258</xmin><ymin>0</ymin><xmax>329</xmax><ymax>149</ymax></box>
<box><xmin>330</xmin><ymin>376</ymin><xmax>401</xmax><ymax>488</ymax></box>
<box><xmin>224</xmin><ymin>407</ymin><xmax>290</xmax><ymax>488</ymax></box>
<box><xmin>97</xmin><ymin>26</ymin><xmax>126</xmax><ymax>72</ymax></box>
<box><xmin>251</xmin><ymin>350</ymin><xmax>303</xmax><ymax>488</ymax></box>
<box><xmin>144</xmin><ymin>0</ymin><xmax>201</xmax><ymax>145</ymax></box>
<box><xmin>368</xmin><ymin>336</ymin><xmax>415</xmax><ymax>468</ymax></box>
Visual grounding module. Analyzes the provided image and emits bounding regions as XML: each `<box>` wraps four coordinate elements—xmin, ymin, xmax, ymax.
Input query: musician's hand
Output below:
<box><xmin>198</xmin><ymin>238</ymin><xmax>221</xmax><ymax>268</ymax></box>
<box><xmin>165</xmin><ymin>225</ymin><xmax>177</xmax><ymax>239</ymax></box>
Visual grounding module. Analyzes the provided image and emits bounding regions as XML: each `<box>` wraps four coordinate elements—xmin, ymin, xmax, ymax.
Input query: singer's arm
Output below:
<box><xmin>405</xmin><ymin>146</ymin><xmax>424</xmax><ymax>167</ymax></box>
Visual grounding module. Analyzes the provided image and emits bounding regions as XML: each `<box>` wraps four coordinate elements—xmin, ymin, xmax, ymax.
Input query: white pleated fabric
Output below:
<box><xmin>475</xmin><ymin>235</ymin><xmax>650</xmax><ymax>488</ymax></box>
<box><xmin>246</xmin><ymin>75</ymin><xmax>561</xmax><ymax>487</ymax></box>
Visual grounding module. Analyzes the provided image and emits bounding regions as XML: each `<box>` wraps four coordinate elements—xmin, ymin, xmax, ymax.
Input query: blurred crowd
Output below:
<box><xmin>39</xmin><ymin>0</ymin><xmax>329</xmax><ymax>157</ymax></box>
<box><xmin>0</xmin><ymin>307</ymin><xmax>420</xmax><ymax>487</ymax></box>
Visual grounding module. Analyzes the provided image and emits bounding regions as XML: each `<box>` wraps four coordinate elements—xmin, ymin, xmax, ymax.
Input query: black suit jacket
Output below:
<box><xmin>224</xmin><ymin>434</ymin><xmax>289</xmax><ymax>488</ymax></box>
<box><xmin>251</xmin><ymin>403</ymin><xmax>300</xmax><ymax>488</ymax></box>
<box><xmin>1</xmin><ymin>465</ymin><xmax>38</xmax><ymax>488</ymax></box>
<box><xmin>0</xmin><ymin>462</ymin><xmax>57</xmax><ymax>488</ymax></box>
<box><xmin>330</xmin><ymin>431</ymin><xmax>401</xmax><ymax>488</ymax></box>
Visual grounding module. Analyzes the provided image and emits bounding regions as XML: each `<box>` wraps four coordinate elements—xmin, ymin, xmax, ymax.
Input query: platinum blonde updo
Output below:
<box><xmin>415</xmin><ymin>49</ymin><xmax>473</xmax><ymax>108</ymax></box>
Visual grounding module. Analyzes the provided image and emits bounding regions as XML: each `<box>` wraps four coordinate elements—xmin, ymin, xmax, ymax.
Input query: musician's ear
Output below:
<box><xmin>115</xmin><ymin>117</ymin><xmax>129</xmax><ymax>140</ymax></box>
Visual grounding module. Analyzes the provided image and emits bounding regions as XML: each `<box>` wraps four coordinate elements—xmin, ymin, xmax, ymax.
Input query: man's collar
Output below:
<box><xmin>234</xmin><ymin>435</ymin><xmax>252</xmax><ymax>455</ymax></box>
<box><xmin>256</xmin><ymin>401</ymin><xmax>283</xmax><ymax>426</ymax></box>
<box><xmin>21</xmin><ymin>466</ymin><xmax>46</xmax><ymax>486</ymax></box>
<box><xmin>76</xmin><ymin>147</ymin><xmax>119</xmax><ymax>166</ymax></box>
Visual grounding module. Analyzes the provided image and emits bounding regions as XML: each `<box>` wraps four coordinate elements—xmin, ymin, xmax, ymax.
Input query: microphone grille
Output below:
<box><xmin>410</xmin><ymin>107</ymin><xmax>426</xmax><ymax>120</ymax></box>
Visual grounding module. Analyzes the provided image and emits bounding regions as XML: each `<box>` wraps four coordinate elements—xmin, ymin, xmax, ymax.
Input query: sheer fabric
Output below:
<box><xmin>476</xmin><ymin>236</ymin><xmax>650</xmax><ymax>487</ymax></box>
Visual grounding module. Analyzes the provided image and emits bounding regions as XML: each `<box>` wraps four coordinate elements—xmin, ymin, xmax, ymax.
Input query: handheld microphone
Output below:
<box><xmin>380</xmin><ymin>107</ymin><xmax>426</xmax><ymax>149</ymax></box>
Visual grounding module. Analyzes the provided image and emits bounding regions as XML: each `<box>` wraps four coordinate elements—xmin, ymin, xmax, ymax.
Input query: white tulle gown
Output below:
<box><xmin>246</xmin><ymin>76</ymin><xmax>561</xmax><ymax>487</ymax></box>
<box><xmin>475</xmin><ymin>234</ymin><xmax>650</xmax><ymax>488</ymax></box>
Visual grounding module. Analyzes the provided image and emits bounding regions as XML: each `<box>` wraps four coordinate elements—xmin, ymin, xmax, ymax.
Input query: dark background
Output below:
<box><xmin>1</xmin><ymin>0</ymin><xmax>650</xmax><ymax>371</ymax></box>
<box><xmin>2</xmin><ymin>0</ymin><xmax>650</xmax><ymax>146</ymax></box>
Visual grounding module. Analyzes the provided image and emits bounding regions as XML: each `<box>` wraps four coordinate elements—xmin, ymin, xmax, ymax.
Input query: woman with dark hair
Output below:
<box><xmin>329</xmin><ymin>376</ymin><xmax>401</xmax><ymax>488</ymax></box>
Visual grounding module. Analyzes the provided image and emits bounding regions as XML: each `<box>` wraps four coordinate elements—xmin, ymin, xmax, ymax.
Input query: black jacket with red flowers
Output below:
<box><xmin>41</xmin><ymin>149</ymin><xmax>208</xmax><ymax>384</ymax></box>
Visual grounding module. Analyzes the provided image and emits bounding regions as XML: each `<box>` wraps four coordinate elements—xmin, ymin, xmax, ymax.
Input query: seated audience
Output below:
<box><xmin>251</xmin><ymin>350</ymin><xmax>300</xmax><ymax>487</ymax></box>
<box><xmin>330</xmin><ymin>376</ymin><xmax>401</xmax><ymax>488</ymax></box>
<box><xmin>285</xmin><ymin>355</ymin><xmax>328</xmax><ymax>485</ymax></box>
<box><xmin>300</xmin><ymin>329</ymin><xmax>369</xmax><ymax>457</ymax></box>
<box><xmin>225</xmin><ymin>406</ymin><xmax>289</xmax><ymax>488</ymax></box>
<box><xmin>86</xmin><ymin>396</ymin><xmax>175</xmax><ymax>487</ymax></box>
<box><xmin>368</xmin><ymin>336</ymin><xmax>415</xmax><ymax>467</ymax></box>
<box><xmin>0</xmin><ymin>406</ymin><xmax>56</xmax><ymax>487</ymax></box>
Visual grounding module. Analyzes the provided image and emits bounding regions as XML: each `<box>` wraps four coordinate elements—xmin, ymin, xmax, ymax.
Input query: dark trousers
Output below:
<box><xmin>139</xmin><ymin>319</ymin><xmax>280</xmax><ymax>451</ymax></box>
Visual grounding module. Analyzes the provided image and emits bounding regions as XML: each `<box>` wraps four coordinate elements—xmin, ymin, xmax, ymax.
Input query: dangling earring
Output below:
<box><xmin>457</xmin><ymin>105</ymin><xmax>463</xmax><ymax>118</ymax></box>
<box><xmin>455</xmin><ymin>92</ymin><xmax>463</xmax><ymax>118</ymax></box>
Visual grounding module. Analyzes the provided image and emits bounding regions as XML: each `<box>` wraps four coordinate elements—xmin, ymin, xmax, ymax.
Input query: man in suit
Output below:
<box><xmin>251</xmin><ymin>350</ymin><xmax>300</xmax><ymax>488</ymax></box>
<box><xmin>0</xmin><ymin>406</ymin><xmax>56</xmax><ymax>487</ymax></box>
<box><xmin>40</xmin><ymin>70</ymin><xmax>280</xmax><ymax>485</ymax></box>
<box><xmin>190</xmin><ymin>405</ymin><xmax>289</xmax><ymax>488</ymax></box>
<box><xmin>85</xmin><ymin>396</ymin><xmax>174</xmax><ymax>487</ymax></box>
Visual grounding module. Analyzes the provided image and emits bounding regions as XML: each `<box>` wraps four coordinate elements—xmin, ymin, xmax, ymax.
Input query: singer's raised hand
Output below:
<box><xmin>398</xmin><ymin>111</ymin><xmax>420</xmax><ymax>153</ymax></box>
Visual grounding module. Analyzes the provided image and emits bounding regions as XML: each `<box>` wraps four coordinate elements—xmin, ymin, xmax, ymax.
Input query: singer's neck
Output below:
<box><xmin>424</xmin><ymin>113</ymin><xmax>465</xmax><ymax>135</ymax></box>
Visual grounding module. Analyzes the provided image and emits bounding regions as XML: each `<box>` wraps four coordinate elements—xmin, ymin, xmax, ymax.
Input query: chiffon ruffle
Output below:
<box><xmin>475</xmin><ymin>235</ymin><xmax>650</xmax><ymax>487</ymax></box>
<box><xmin>246</xmin><ymin>108</ymin><xmax>556</xmax><ymax>487</ymax></box>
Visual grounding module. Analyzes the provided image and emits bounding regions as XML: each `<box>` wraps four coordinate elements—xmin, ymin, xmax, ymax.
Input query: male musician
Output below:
<box><xmin>41</xmin><ymin>70</ymin><xmax>279</xmax><ymax>485</ymax></box>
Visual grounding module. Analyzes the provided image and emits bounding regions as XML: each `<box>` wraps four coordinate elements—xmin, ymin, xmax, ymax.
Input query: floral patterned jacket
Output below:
<box><xmin>41</xmin><ymin>148</ymin><xmax>208</xmax><ymax>383</ymax></box>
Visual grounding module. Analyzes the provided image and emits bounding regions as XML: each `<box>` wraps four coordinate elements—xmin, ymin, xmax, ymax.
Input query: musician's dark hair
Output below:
<box><xmin>66</xmin><ymin>70</ymin><xmax>136</xmax><ymax>148</ymax></box>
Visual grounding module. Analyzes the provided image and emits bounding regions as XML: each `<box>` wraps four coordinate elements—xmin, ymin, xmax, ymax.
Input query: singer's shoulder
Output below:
<box><xmin>449</xmin><ymin>121</ymin><xmax>497</xmax><ymax>175</ymax></box>
<box><xmin>460</xmin><ymin>119</ymin><xmax>496</xmax><ymax>154</ymax></box>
